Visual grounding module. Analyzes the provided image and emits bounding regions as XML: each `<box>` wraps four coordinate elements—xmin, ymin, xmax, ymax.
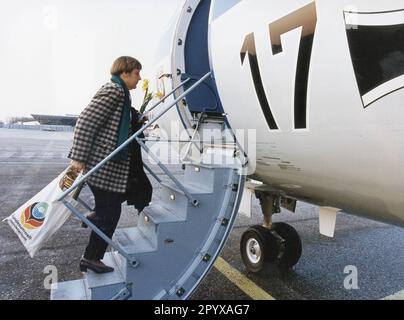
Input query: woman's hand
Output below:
<box><xmin>138</xmin><ymin>112</ymin><xmax>150</xmax><ymax>124</ymax></box>
<box><xmin>70</xmin><ymin>160</ymin><xmax>85</xmax><ymax>173</ymax></box>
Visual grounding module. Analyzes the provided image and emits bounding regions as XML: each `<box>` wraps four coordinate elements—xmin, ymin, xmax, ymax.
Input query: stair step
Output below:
<box><xmin>83</xmin><ymin>252</ymin><xmax>128</xmax><ymax>300</ymax></box>
<box><xmin>113</xmin><ymin>227</ymin><xmax>157</xmax><ymax>254</ymax></box>
<box><xmin>142</xmin><ymin>204</ymin><xmax>186</xmax><ymax>224</ymax></box>
<box><xmin>184</xmin><ymin>162</ymin><xmax>224</xmax><ymax>169</ymax></box>
<box><xmin>85</xmin><ymin>252</ymin><xmax>125</xmax><ymax>289</ymax></box>
<box><xmin>161</xmin><ymin>180</ymin><xmax>212</xmax><ymax>196</ymax></box>
<box><xmin>51</xmin><ymin>279</ymin><xmax>89</xmax><ymax>300</ymax></box>
<box><xmin>184</xmin><ymin>164</ymin><xmax>215</xmax><ymax>187</ymax></box>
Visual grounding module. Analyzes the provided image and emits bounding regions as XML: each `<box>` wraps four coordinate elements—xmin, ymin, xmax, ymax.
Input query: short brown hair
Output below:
<box><xmin>110</xmin><ymin>56</ymin><xmax>142</xmax><ymax>76</ymax></box>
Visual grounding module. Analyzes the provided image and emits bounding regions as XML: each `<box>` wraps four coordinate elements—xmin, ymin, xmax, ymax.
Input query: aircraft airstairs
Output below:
<box><xmin>51</xmin><ymin>72</ymin><xmax>248</xmax><ymax>300</ymax></box>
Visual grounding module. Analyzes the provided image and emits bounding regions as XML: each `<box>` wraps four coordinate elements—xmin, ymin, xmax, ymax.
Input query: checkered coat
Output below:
<box><xmin>68</xmin><ymin>82</ymin><xmax>131</xmax><ymax>194</ymax></box>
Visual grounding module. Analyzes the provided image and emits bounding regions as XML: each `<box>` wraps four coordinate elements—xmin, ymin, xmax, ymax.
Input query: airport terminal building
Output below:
<box><xmin>2</xmin><ymin>114</ymin><xmax>79</xmax><ymax>132</ymax></box>
<box><xmin>31</xmin><ymin>114</ymin><xmax>79</xmax><ymax>127</ymax></box>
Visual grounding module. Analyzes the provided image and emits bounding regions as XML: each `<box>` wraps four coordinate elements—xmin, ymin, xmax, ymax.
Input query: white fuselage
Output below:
<box><xmin>157</xmin><ymin>0</ymin><xmax>404</xmax><ymax>227</ymax></box>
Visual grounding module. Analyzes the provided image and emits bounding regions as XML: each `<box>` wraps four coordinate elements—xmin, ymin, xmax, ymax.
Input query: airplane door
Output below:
<box><xmin>181</xmin><ymin>0</ymin><xmax>224</xmax><ymax>115</ymax></box>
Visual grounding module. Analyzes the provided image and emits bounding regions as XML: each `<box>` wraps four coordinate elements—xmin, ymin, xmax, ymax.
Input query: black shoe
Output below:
<box><xmin>81</xmin><ymin>212</ymin><xmax>97</xmax><ymax>229</ymax></box>
<box><xmin>79</xmin><ymin>258</ymin><xmax>114</xmax><ymax>274</ymax></box>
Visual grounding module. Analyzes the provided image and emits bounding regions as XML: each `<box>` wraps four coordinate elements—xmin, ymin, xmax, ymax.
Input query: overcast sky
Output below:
<box><xmin>0</xmin><ymin>0</ymin><xmax>184</xmax><ymax>122</ymax></box>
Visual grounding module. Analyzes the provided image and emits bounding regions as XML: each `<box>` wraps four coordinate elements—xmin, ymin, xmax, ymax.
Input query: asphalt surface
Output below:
<box><xmin>0</xmin><ymin>128</ymin><xmax>403</xmax><ymax>300</ymax></box>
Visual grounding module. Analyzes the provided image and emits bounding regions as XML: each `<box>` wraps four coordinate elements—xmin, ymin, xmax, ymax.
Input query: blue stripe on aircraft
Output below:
<box><xmin>212</xmin><ymin>0</ymin><xmax>242</xmax><ymax>21</ymax></box>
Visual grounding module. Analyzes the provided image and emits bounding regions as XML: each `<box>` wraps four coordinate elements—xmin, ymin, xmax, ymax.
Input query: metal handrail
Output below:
<box><xmin>136</xmin><ymin>138</ymin><xmax>198</xmax><ymax>206</ymax></box>
<box><xmin>139</xmin><ymin>138</ymin><xmax>238</xmax><ymax>144</ymax></box>
<box><xmin>138</xmin><ymin>78</ymin><xmax>191</xmax><ymax>122</ymax></box>
<box><xmin>58</xmin><ymin>73</ymin><xmax>210</xmax><ymax>202</ymax></box>
<box><xmin>228</xmin><ymin>127</ymin><xmax>249</xmax><ymax>168</ymax></box>
<box><xmin>133</xmin><ymin>72</ymin><xmax>214</xmax><ymax>205</ymax></box>
<box><xmin>143</xmin><ymin>162</ymin><xmax>162</xmax><ymax>183</ymax></box>
<box><xmin>180</xmin><ymin>117</ymin><xmax>203</xmax><ymax>162</ymax></box>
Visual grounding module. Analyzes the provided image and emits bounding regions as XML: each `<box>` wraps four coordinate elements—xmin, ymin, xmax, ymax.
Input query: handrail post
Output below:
<box><xmin>62</xmin><ymin>200</ymin><xmax>138</xmax><ymax>267</ymax></box>
<box><xmin>143</xmin><ymin>162</ymin><xmax>162</xmax><ymax>183</ymax></box>
<box><xmin>137</xmin><ymin>138</ymin><xmax>199</xmax><ymax>207</ymax></box>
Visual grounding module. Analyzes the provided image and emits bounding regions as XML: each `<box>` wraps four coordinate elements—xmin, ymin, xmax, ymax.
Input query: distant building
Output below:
<box><xmin>31</xmin><ymin>114</ymin><xmax>79</xmax><ymax>127</ymax></box>
<box><xmin>8</xmin><ymin>116</ymin><xmax>36</xmax><ymax>125</ymax></box>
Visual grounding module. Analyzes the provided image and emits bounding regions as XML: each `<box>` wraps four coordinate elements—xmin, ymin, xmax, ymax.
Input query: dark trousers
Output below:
<box><xmin>83</xmin><ymin>184</ymin><xmax>126</xmax><ymax>261</ymax></box>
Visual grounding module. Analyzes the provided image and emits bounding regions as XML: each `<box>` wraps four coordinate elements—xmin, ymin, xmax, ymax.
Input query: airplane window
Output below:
<box><xmin>345</xmin><ymin>20</ymin><xmax>404</xmax><ymax>107</ymax></box>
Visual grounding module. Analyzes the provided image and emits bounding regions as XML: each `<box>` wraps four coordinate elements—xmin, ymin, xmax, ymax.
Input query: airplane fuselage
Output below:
<box><xmin>157</xmin><ymin>0</ymin><xmax>404</xmax><ymax>227</ymax></box>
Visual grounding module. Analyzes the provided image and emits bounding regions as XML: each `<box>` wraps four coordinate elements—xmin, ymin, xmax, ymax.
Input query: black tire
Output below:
<box><xmin>240</xmin><ymin>226</ymin><xmax>267</xmax><ymax>273</ymax></box>
<box><xmin>273</xmin><ymin>222</ymin><xmax>302</xmax><ymax>268</ymax></box>
<box><xmin>240</xmin><ymin>225</ymin><xmax>279</xmax><ymax>273</ymax></box>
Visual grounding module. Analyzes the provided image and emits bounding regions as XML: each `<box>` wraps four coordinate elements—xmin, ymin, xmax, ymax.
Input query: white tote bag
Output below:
<box><xmin>3</xmin><ymin>168</ymin><xmax>81</xmax><ymax>258</ymax></box>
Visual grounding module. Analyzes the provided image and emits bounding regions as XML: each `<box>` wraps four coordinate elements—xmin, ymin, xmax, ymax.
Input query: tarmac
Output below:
<box><xmin>0</xmin><ymin>128</ymin><xmax>403</xmax><ymax>300</ymax></box>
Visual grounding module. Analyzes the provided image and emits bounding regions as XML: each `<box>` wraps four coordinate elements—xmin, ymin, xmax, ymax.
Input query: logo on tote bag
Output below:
<box><xmin>20</xmin><ymin>202</ymin><xmax>48</xmax><ymax>230</ymax></box>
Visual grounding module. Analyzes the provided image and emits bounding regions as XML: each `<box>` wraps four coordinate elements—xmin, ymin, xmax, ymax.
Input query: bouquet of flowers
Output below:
<box><xmin>139</xmin><ymin>80</ymin><xmax>164</xmax><ymax>114</ymax></box>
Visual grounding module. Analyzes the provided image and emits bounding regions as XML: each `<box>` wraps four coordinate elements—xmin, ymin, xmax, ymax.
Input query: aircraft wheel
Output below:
<box><xmin>240</xmin><ymin>225</ymin><xmax>278</xmax><ymax>273</ymax></box>
<box><xmin>273</xmin><ymin>222</ymin><xmax>302</xmax><ymax>268</ymax></box>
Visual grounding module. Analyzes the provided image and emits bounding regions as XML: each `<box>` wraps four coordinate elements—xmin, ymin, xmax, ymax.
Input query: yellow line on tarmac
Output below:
<box><xmin>214</xmin><ymin>257</ymin><xmax>275</xmax><ymax>300</ymax></box>
<box><xmin>382</xmin><ymin>290</ymin><xmax>404</xmax><ymax>300</ymax></box>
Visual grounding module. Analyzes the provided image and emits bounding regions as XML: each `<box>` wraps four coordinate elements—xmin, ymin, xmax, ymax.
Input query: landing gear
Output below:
<box><xmin>240</xmin><ymin>223</ymin><xmax>302</xmax><ymax>272</ymax></box>
<box><xmin>240</xmin><ymin>191</ymin><xmax>302</xmax><ymax>273</ymax></box>
<box><xmin>240</xmin><ymin>225</ymin><xmax>278</xmax><ymax>273</ymax></box>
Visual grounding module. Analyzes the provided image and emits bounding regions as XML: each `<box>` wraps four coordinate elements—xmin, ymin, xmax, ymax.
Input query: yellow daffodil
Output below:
<box><xmin>139</xmin><ymin>79</ymin><xmax>163</xmax><ymax>114</ymax></box>
<box><xmin>155</xmin><ymin>91</ymin><xmax>164</xmax><ymax>99</ymax></box>
<box><xmin>142</xmin><ymin>79</ymin><xmax>150</xmax><ymax>92</ymax></box>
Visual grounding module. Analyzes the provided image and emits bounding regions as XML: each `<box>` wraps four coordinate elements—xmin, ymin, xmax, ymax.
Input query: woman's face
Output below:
<box><xmin>121</xmin><ymin>69</ymin><xmax>142</xmax><ymax>90</ymax></box>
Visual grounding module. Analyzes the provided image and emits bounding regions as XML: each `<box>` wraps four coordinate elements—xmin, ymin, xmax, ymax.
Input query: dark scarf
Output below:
<box><xmin>111</xmin><ymin>75</ymin><xmax>131</xmax><ymax>161</ymax></box>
